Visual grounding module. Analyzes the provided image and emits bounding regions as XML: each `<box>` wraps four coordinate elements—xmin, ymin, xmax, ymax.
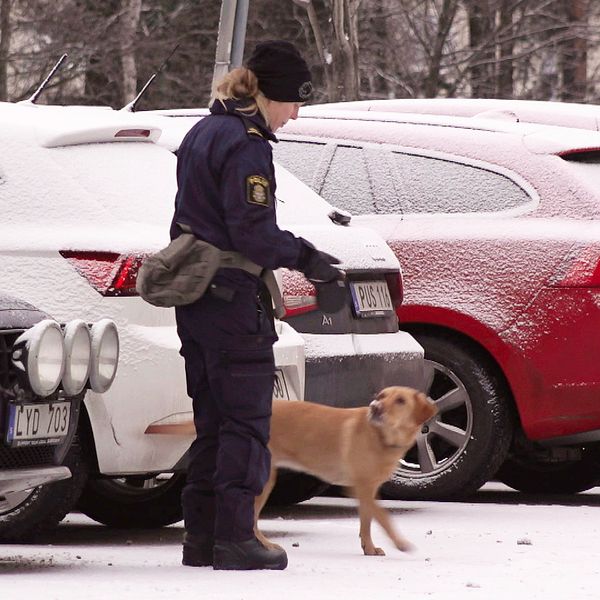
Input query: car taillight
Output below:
<box><xmin>60</xmin><ymin>251</ymin><xmax>146</xmax><ymax>296</ymax></box>
<box><xmin>385</xmin><ymin>271</ymin><xmax>404</xmax><ymax>309</ymax></box>
<box><xmin>282</xmin><ymin>270</ymin><xmax>318</xmax><ymax>317</ymax></box>
<box><xmin>552</xmin><ymin>247</ymin><xmax>600</xmax><ymax>288</ymax></box>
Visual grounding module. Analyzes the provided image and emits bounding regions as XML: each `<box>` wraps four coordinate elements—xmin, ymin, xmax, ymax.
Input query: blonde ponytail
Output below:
<box><xmin>212</xmin><ymin>67</ymin><xmax>272</xmax><ymax>130</ymax></box>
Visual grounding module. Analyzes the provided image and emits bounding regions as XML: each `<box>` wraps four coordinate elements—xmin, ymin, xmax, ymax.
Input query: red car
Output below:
<box><xmin>275</xmin><ymin>107</ymin><xmax>600</xmax><ymax>498</ymax></box>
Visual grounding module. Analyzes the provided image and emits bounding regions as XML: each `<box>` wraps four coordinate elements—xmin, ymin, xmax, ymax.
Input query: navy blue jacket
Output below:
<box><xmin>170</xmin><ymin>99</ymin><xmax>305</xmax><ymax>295</ymax></box>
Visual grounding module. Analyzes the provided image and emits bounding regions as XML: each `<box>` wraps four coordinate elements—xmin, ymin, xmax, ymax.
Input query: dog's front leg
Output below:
<box><xmin>353</xmin><ymin>486</ymin><xmax>386</xmax><ymax>556</ymax></box>
<box><xmin>254</xmin><ymin>468</ymin><xmax>283</xmax><ymax>551</ymax></box>
<box><xmin>371</xmin><ymin>501</ymin><xmax>414</xmax><ymax>553</ymax></box>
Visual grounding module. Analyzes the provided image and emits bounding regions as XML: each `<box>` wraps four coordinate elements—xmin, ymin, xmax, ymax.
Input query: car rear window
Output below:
<box><xmin>46</xmin><ymin>142</ymin><xmax>177</xmax><ymax>225</ymax></box>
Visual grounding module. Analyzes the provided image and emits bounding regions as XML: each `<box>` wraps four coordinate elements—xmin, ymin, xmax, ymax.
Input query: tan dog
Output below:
<box><xmin>255</xmin><ymin>386</ymin><xmax>437</xmax><ymax>556</ymax></box>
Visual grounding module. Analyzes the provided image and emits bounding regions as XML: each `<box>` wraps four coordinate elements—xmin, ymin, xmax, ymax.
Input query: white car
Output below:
<box><xmin>0</xmin><ymin>102</ymin><xmax>305</xmax><ymax>531</ymax></box>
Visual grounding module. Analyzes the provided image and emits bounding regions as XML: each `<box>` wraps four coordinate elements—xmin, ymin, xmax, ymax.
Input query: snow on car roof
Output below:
<box><xmin>314</xmin><ymin>98</ymin><xmax>600</xmax><ymax>131</ymax></box>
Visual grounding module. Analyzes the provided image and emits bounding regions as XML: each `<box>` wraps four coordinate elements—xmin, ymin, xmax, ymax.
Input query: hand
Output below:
<box><xmin>301</xmin><ymin>245</ymin><xmax>343</xmax><ymax>283</ymax></box>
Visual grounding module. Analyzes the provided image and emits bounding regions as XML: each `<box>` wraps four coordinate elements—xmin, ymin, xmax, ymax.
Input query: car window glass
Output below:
<box><xmin>391</xmin><ymin>152</ymin><xmax>531</xmax><ymax>213</ymax></box>
<box><xmin>272</xmin><ymin>140</ymin><xmax>327</xmax><ymax>189</ymax></box>
<box><xmin>319</xmin><ymin>145</ymin><xmax>377</xmax><ymax>214</ymax></box>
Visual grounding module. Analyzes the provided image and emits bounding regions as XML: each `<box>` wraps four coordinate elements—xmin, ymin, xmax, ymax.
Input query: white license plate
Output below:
<box><xmin>273</xmin><ymin>370</ymin><xmax>290</xmax><ymax>400</ymax></box>
<box><xmin>350</xmin><ymin>280</ymin><xmax>394</xmax><ymax>317</ymax></box>
<box><xmin>6</xmin><ymin>402</ymin><xmax>71</xmax><ymax>446</ymax></box>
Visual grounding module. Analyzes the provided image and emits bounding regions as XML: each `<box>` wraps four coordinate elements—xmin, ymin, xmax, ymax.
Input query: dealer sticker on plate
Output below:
<box><xmin>6</xmin><ymin>402</ymin><xmax>71</xmax><ymax>447</ymax></box>
<box><xmin>350</xmin><ymin>280</ymin><xmax>394</xmax><ymax>317</ymax></box>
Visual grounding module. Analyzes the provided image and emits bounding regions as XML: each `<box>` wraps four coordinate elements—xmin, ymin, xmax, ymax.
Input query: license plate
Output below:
<box><xmin>350</xmin><ymin>280</ymin><xmax>394</xmax><ymax>317</ymax></box>
<box><xmin>6</xmin><ymin>402</ymin><xmax>71</xmax><ymax>447</ymax></box>
<box><xmin>273</xmin><ymin>370</ymin><xmax>290</xmax><ymax>400</ymax></box>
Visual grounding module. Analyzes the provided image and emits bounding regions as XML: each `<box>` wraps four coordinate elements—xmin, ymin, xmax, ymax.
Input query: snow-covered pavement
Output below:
<box><xmin>1</xmin><ymin>483</ymin><xmax>599</xmax><ymax>600</ymax></box>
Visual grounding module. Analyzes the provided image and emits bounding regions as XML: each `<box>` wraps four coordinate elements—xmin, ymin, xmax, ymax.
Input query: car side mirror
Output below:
<box><xmin>328</xmin><ymin>207</ymin><xmax>352</xmax><ymax>226</ymax></box>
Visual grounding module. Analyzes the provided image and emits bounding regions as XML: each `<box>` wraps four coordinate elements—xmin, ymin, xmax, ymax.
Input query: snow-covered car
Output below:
<box><xmin>269</xmin><ymin>106</ymin><xmax>600</xmax><ymax>499</ymax></box>
<box><xmin>0</xmin><ymin>292</ymin><xmax>118</xmax><ymax>541</ymax></box>
<box><xmin>0</xmin><ymin>101</ymin><xmax>424</xmax><ymax>525</ymax></box>
<box><xmin>0</xmin><ymin>102</ymin><xmax>306</xmax><ymax>529</ymax></box>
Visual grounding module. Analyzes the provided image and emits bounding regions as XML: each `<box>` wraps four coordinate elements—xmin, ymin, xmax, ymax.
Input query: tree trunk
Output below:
<box><xmin>120</xmin><ymin>0</ymin><xmax>142</xmax><ymax>105</ymax></box>
<box><xmin>0</xmin><ymin>0</ymin><xmax>11</xmax><ymax>102</ymax></box>
<box><xmin>496</xmin><ymin>0</ymin><xmax>514</xmax><ymax>98</ymax></box>
<box><xmin>423</xmin><ymin>0</ymin><xmax>459</xmax><ymax>97</ymax></box>
<box><xmin>467</xmin><ymin>0</ymin><xmax>495</xmax><ymax>97</ymax></box>
<box><xmin>560</xmin><ymin>0</ymin><xmax>588</xmax><ymax>101</ymax></box>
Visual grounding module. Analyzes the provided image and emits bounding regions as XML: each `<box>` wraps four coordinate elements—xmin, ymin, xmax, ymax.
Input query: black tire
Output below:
<box><xmin>77</xmin><ymin>472</ymin><xmax>185</xmax><ymax>528</ymax></box>
<box><xmin>267</xmin><ymin>470</ymin><xmax>330</xmax><ymax>506</ymax></box>
<box><xmin>497</xmin><ymin>444</ymin><xmax>600</xmax><ymax>494</ymax></box>
<box><xmin>0</xmin><ymin>439</ymin><xmax>89</xmax><ymax>543</ymax></box>
<box><xmin>381</xmin><ymin>332</ymin><xmax>514</xmax><ymax>500</ymax></box>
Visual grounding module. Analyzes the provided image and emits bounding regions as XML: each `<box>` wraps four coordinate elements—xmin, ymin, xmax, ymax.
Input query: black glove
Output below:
<box><xmin>298</xmin><ymin>240</ymin><xmax>346</xmax><ymax>313</ymax></box>
<box><xmin>299</xmin><ymin>241</ymin><xmax>343</xmax><ymax>283</ymax></box>
<box><xmin>314</xmin><ymin>279</ymin><xmax>347</xmax><ymax>314</ymax></box>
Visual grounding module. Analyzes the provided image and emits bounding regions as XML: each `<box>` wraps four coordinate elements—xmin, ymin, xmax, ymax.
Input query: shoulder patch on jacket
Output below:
<box><xmin>246</xmin><ymin>175</ymin><xmax>271</xmax><ymax>207</ymax></box>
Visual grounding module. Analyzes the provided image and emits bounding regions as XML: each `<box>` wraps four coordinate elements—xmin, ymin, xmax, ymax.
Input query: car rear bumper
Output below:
<box><xmin>302</xmin><ymin>331</ymin><xmax>425</xmax><ymax>408</ymax></box>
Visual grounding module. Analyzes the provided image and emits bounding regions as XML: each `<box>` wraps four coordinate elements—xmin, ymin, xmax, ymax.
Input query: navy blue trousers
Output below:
<box><xmin>176</xmin><ymin>288</ymin><xmax>276</xmax><ymax>542</ymax></box>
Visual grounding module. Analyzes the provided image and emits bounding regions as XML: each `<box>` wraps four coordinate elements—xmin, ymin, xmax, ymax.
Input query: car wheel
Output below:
<box><xmin>77</xmin><ymin>472</ymin><xmax>185</xmax><ymax>528</ymax></box>
<box><xmin>0</xmin><ymin>439</ymin><xmax>89</xmax><ymax>542</ymax></box>
<box><xmin>497</xmin><ymin>444</ymin><xmax>600</xmax><ymax>494</ymax></box>
<box><xmin>267</xmin><ymin>470</ymin><xmax>330</xmax><ymax>506</ymax></box>
<box><xmin>381</xmin><ymin>333</ymin><xmax>514</xmax><ymax>500</ymax></box>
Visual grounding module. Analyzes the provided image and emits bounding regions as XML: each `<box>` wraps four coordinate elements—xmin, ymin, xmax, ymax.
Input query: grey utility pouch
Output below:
<box><xmin>136</xmin><ymin>228</ymin><xmax>223</xmax><ymax>308</ymax></box>
<box><xmin>136</xmin><ymin>223</ymin><xmax>285</xmax><ymax>317</ymax></box>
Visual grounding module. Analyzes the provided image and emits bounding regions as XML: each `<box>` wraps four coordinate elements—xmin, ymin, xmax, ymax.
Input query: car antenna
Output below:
<box><xmin>20</xmin><ymin>53</ymin><xmax>68</xmax><ymax>104</ymax></box>
<box><xmin>121</xmin><ymin>43</ymin><xmax>180</xmax><ymax>113</ymax></box>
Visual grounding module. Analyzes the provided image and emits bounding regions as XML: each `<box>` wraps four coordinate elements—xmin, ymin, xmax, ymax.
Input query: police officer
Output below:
<box><xmin>173</xmin><ymin>41</ymin><xmax>343</xmax><ymax>570</ymax></box>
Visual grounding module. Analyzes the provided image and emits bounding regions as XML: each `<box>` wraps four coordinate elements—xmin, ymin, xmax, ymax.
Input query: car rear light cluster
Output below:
<box><xmin>553</xmin><ymin>246</ymin><xmax>600</xmax><ymax>288</ymax></box>
<box><xmin>60</xmin><ymin>251</ymin><xmax>146</xmax><ymax>296</ymax></box>
<box><xmin>282</xmin><ymin>270</ymin><xmax>318</xmax><ymax>317</ymax></box>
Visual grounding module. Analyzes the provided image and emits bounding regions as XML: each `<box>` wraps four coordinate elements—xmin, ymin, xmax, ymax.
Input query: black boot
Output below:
<box><xmin>213</xmin><ymin>537</ymin><xmax>288</xmax><ymax>570</ymax></box>
<box><xmin>182</xmin><ymin>532</ymin><xmax>214</xmax><ymax>567</ymax></box>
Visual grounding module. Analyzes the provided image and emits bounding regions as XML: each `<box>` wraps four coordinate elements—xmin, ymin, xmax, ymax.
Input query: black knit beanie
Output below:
<box><xmin>246</xmin><ymin>40</ymin><xmax>313</xmax><ymax>102</ymax></box>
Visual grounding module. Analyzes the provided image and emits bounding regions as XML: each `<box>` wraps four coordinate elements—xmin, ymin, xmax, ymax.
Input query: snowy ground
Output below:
<box><xmin>1</xmin><ymin>483</ymin><xmax>599</xmax><ymax>600</ymax></box>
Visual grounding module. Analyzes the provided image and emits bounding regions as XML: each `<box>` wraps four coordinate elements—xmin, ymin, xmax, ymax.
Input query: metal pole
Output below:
<box><xmin>212</xmin><ymin>0</ymin><xmax>238</xmax><ymax>95</ymax></box>
<box><xmin>230</xmin><ymin>0</ymin><xmax>249</xmax><ymax>68</ymax></box>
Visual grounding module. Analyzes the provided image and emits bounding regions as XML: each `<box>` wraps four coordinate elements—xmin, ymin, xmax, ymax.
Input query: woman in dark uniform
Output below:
<box><xmin>172</xmin><ymin>40</ymin><xmax>343</xmax><ymax>571</ymax></box>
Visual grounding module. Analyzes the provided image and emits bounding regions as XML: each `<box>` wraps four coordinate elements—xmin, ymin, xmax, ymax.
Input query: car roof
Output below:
<box><xmin>294</xmin><ymin>106</ymin><xmax>600</xmax><ymax>157</ymax></box>
<box><xmin>309</xmin><ymin>98</ymin><xmax>600</xmax><ymax>132</ymax></box>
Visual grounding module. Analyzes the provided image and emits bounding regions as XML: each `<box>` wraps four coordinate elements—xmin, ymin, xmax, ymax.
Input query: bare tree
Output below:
<box><xmin>293</xmin><ymin>0</ymin><xmax>362</xmax><ymax>101</ymax></box>
<box><xmin>0</xmin><ymin>0</ymin><xmax>11</xmax><ymax>101</ymax></box>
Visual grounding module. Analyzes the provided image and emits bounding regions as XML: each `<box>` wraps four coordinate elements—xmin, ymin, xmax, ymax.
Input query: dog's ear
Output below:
<box><xmin>415</xmin><ymin>391</ymin><xmax>437</xmax><ymax>422</ymax></box>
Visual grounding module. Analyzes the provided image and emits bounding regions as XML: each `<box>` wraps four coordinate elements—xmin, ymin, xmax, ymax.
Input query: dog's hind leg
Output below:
<box><xmin>254</xmin><ymin>468</ymin><xmax>283</xmax><ymax>551</ymax></box>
